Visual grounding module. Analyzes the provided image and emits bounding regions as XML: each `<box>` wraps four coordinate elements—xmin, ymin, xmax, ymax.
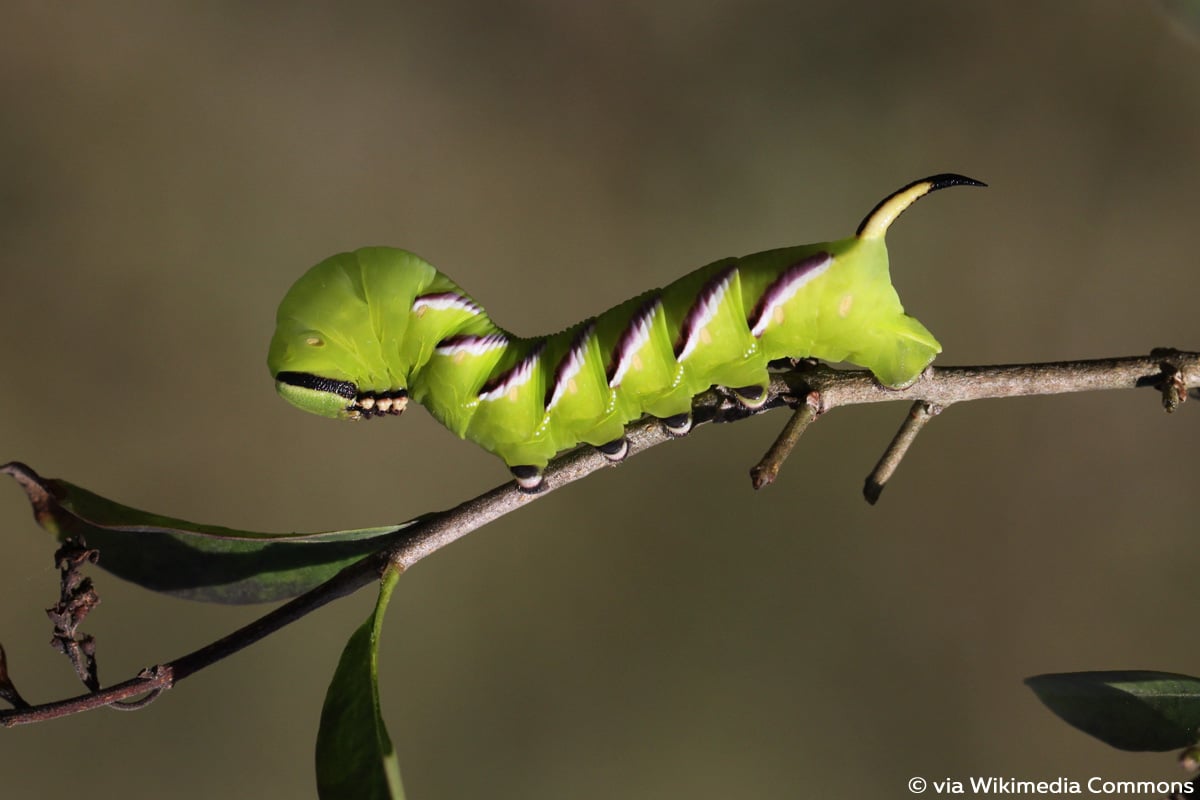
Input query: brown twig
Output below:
<box><xmin>46</xmin><ymin>538</ymin><xmax>101</xmax><ymax>692</ymax></box>
<box><xmin>0</xmin><ymin>645</ymin><xmax>29</xmax><ymax>709</ymax></box>
<box><xmin>750</xmin><ymin>392</ymin><xmax>821</xmax><ymax>489</ymax></box>
<box><xmin>1</xmin><ymin>555</ymin><xmax>384</xmax><ymax>726</ymax></box>
<box><xmin>864</xmin><ymin>400</ymin><xmax>942</xmax><ymax>504</ymax></box>
<box><xmin>1</xmin><ymin>349</ymin><xmax>1197</xmax><ymax>727</ymax></box>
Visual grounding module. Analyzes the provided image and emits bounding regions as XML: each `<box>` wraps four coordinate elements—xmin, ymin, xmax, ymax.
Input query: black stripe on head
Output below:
<box><xmin>275</xmin><ymin>371</ymin><xmax>358</xmax><ymax>400</ymax></box>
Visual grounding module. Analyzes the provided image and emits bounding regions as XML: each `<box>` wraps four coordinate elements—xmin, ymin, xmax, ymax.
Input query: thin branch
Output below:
<box><xmin>750</xmin><ymin>392</ymin><xmax>821</xmax><ymax>490</ymax></box>
<box><xmin>0</xmin><ymin>645</ymin><xmax>29</xmax><ymax>710</ymax></box>
<box><xmin>2</xmin><ymin>349</ymin><xmax>1196</xmax><ymax>727</ymax></box>
<box><xmin>1</xmin><ymin>554</ymin><xmax>384</xmax><ymax>726</ymax></box>
<box><xmin>864</xmin><ymin>400</ymin><xmax>942</xmax><ymax>504</ymax></box>
<box><xmin>46</xmin><ymin>538</ymin><xmax>101</xmax><ymax>692</ymax></box>
<box><xmin>790</xmin><ymin>349</ymin><xmax>1200</xmax><ymax>411</ymax></box>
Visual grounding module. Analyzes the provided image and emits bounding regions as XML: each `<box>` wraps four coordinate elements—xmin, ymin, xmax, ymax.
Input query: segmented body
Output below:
<box><xmin>269</xmin><ymin>174</ymin><xmax>983</xmax><ymax>490</ymax></box>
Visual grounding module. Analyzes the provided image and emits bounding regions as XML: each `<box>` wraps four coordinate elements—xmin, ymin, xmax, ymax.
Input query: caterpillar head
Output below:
<box><xmin>270</xmin><ymin>322</ymin><xmax>411</xmax><ymax>421</ymax></box>
<box><xmin>268</xmin><ymin>248</ymin><xmax>435</xmax><ymax>421</ymax></box>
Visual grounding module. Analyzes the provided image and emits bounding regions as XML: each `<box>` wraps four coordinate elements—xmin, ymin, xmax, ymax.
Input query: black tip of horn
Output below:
<box><xmin>924</xmin><ymin>173</ymin><xmax>988</xmax><ymax>191</ymax></box>
<box><xmin>855</xmin><ymin>173</ymin><xmax>987</xmax><ymax>238</ymax></box>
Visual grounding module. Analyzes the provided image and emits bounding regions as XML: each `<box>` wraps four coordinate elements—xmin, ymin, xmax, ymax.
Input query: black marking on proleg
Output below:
<box><xmin>732</xmin><ymin>385</ymin><xmax>769</xmax><ymax>409</ymax></box>
<box><xmin>767</xmin><ymin>356</ymin><xmax>821</xmax><ymax>373</ymax></box>
<box><xmin>480</xmin><ymin>340</ymin><xmax>546</xmax><ymax>401</ymax></box>
<box><xmin>546</xmin><ymin>320</ymin><xmax>596</xmax><ymax>411</ymax></box>
<box><xmin>412</xmin><ymin>292</ymin><xmax>483</xmax><ymax>317</ymax></box>
<box><xmin>510</xmin><ymin>465</ymin><xmax>544</xmax><ymax>493</ymax></box>
<box><xmin>661</xmin><ymin>413</ymin><xmax>692</xmax><ymax>437</ymax></box>
<box><xmin>607</xmin><ymin>294</ymin><xmax>662</xmax><ymax>387</ymax></box>
<box><xmin>275</xmin><ymin>371</ymin><xmax>358</xmax><ymax>400</ymax></box>
<box><xmin>675</xmin><ymin>264</ymin><xmax>736</xmax><ymax>361</ymax></box>
<box><xmin>595</xmin><ymin>437</ymin><xmax>629</xmax><ymax>462</ymax></box>
<box><xmin>748</xmin><ymin>252</ymin><xmax>833</xmax><ymax>337</ymax></box>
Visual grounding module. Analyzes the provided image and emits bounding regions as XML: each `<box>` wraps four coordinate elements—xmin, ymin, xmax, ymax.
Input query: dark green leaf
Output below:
<box><xmin>316</xmin><ymin>565</ymin><xmax>404</xmax><ymax>800</ymax></box>
<box><xmin>2</xmin><ymin>461</ymin><xmax>418</xmax><ymax>604</ymax></box>
<box><xmin>1026</xmin><ymin>671</ymin><xmax>1200</xmax><ymax>751</ymax></box>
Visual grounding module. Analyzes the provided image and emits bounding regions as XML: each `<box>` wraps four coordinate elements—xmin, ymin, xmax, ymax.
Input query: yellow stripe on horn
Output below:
<box><xmin>856</xmin><ymin>173</ymin><xmax>987</xmax><ymax>240</ymax></box>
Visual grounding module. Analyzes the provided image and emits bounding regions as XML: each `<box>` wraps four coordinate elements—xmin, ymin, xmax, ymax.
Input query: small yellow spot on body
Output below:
<box><xmin>508</xmin><ymin>388</ymin><xmax>519</xmax><ymax>402</ymax></box>
<box><xmin>773</xmin><ymin>306</ymin><xmax>785</xmax><ymax>325</ymax></box>
<box><xmin>415</xmin><ymin>307</ymin><xmax>428</xmax><ymax>318</ymax></box>
<box><xmin>632</xmin><ymin>355</ymin><xmax>643</xmax><ymax>371</ymax></box>
<box><xmin>838</xmin><ymin>294</ymin><xmax>854</xmax><ymax>318</ymax></box>
<box><xmin>700</xmin><ymin>328</ymin><xmax>712</xmax><ymax>345</ymax></box>
<box><xmin>568</xmin><ymin>378</ymin><xmax>578</xmax><ymax>395</ymax></box>
<box><xmin>454</xmin><ymin>352</ymin><xmax>467</xmax><ymax>365</ymax></box>
<box><xmin>306</xmin><ymin>336</ymin><xmax>323</xmax><ymax>347</ymax></box>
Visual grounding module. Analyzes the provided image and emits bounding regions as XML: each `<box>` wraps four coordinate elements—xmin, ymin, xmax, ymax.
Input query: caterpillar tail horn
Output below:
<box><xmin>856</xmin><ymin>173</ymin><xmax>986</xmax><ymax>239</ymax></box>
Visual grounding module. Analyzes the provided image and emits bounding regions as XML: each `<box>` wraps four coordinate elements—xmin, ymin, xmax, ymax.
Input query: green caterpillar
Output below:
<box><xmin>269</xmin><ymin>174</ymin><xmax>983</xmax><ymax>491</ymax></box>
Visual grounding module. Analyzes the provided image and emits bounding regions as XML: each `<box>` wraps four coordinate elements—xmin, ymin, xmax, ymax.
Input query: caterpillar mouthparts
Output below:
<box><xmin>349</xmin><ymin>390</ymin><xmax>409</xmax><ymax>420</ymax></box>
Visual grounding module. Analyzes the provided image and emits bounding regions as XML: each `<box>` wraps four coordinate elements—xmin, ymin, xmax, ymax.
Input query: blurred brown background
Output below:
<box><xmin>2</xmin><ymin>2</ymin><xmax>1199</xmax><ymax>798</ymax></box>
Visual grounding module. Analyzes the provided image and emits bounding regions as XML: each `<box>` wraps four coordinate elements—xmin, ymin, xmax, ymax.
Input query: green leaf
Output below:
<box><xmin>316</xmin><ymin>564</ymin><xmax>404</xmax><ymax>800</ymax></box>
<box><xmin>2</xmin><ymin>461</ymin><xmax>418</xmax><ymax>604</ymax></box>
<box><xmin>1026</xmin><ymin>671</ymin><xmax>1200</xmax><ymax>751</ymax></box>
